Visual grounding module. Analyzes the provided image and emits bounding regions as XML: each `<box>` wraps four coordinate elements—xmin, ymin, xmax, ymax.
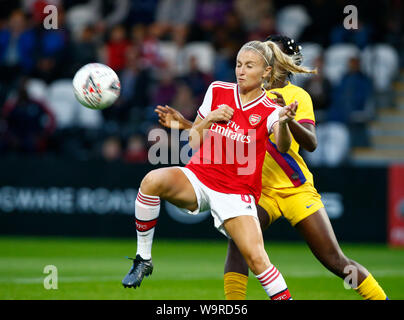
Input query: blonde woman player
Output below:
<box><xmin>122</xmin><ymin>39</ymin><xmax>315</xmax><ymax>300</ymax></box>
<box><xmin>155</xmin><ymin>35</ymin><xmax>388</xmax><ymax>300</ymax></box>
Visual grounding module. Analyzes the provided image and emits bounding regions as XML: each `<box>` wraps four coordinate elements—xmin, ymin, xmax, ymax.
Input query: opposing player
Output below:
<box><xmin>122</xmin><ymin>40</ymin><xmax>315</xmax><ymax>300</ymax></box>
<box><xmin>155</xmin><ymin>35</ymin><xmax>388</xmax><ymax>300</ymax></box>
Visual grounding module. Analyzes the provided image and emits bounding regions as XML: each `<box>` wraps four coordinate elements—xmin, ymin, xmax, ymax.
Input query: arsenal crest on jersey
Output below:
<box><xmin>249</xmin><ymin>114</ymin><xmax>261</xmax><ymax>126</ymax></box>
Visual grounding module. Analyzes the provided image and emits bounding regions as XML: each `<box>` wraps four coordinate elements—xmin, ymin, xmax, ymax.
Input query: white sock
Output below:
<box><xmin>256</xmin><ymin>265</ymin><xmax>292</xmax><ymax>300</ymax></box>
<box><xmin>135</xmin><ymin>190</ymin><xmax>160</xmax><ymax>260</ymax></box>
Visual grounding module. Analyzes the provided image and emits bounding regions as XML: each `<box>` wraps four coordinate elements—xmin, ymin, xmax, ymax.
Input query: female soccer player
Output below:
<box><xmin>122</xmin><ymin>39</ymin><xmax>315</xmax><ymax>300</ymax></box>
<box><xmin>155</xmin><ymin>36</ymin><xmax>388</xmax><ymax>300</ymax></box>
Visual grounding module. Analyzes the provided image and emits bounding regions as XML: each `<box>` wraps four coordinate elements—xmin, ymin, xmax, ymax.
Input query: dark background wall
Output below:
<box><xmin>0</xmin><ymin>156</ymin><xmax>388</xmax><ymax>242</ymax></box>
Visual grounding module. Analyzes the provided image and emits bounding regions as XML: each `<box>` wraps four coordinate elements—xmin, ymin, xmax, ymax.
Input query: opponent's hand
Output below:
<box><xmin>279</xmin><ymin>101</ymin><xmax>298</xmax><ymax>124</ymax></box>
<box><xmin>155</xmin><ymin>105</ymin><xmax>188</xmax><ymax>129</ymax></box>
<box><xmin>206</xmin><ymin>105</ymin><xmax>234</xmax><ymax>123</ymax></box>
<box><xmin>270</xmin><ymin>91</ymin><xmax>286</xmax><ymax>107</ymax></box>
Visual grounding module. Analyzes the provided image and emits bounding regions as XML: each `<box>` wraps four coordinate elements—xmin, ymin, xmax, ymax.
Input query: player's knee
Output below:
<box><xmin>244</xmin><ymin>250</ymin><xmax>268</xmax><ymax>274</ymax></box>
<box><xmin>140</xmin><ymin>169</ymin><xmax>166</xmax><ymax>196</ymax></box>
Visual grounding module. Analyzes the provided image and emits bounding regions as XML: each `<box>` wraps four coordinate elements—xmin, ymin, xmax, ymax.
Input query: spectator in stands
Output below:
<box><xmin>70</xmin><ymin>25</ymin><xmax>98</xmax><ymax>75</ymax></box>
<box><xmin>107</xmin><ymin>44</ymin><xmax>153</xmax><ymax>123</ymax></box>
<box><xmin>330</xmin><ymin>18</ymin><xmax>373</xmax><ymax>50</ymax></box>
<box><xmin>211</xmin><ymin>10</ymin><xmax>246</xmax><ymax>82</ymax></box>
<box><xmin>102</xmin><ymin>25</ymin><xmax>130</xmax><ymax>73</ymax></box>
<box><xmin>328</xmin><ymin>57</ymin><xmax>372</xmax><ymax>124</ymax></box>
<box><xmin>180</xmin><ymin>55</ymin><xmax>212</xmax><ymax>105</ymax></box>
<box><xmin>140</xmin><ymin>24</ymin><xmax>165</xmax><ymax>70</ymax></box>
<box><xmin>130</xmin><ymin>23</ymin><xmax>146</xmax><ymax>45</ymax></box>
<box><xmin>234</xmin><ymin>0</ymin><xmax>274</xmax><ymax>31</ymax></box>
<box><xmin>170</xmin><ymin>82</ymin><xmax>196</xmax><ymax>121</ymax></box>
<box><xmin>0</xmin><ymin>10</ymin><xmax>36</xmax><ymax>78</ymax></box>
<box><xmin>151</xmin><ymin>71</ymin><xmax>177</xmax><ymax>108</ymax></box>
<box><xmin>1</xmin><ymin>77</ymin><xmax>56</xmax><ymax>153</ymax></box>
<box><xmin>213</xmin><ymin>10</ymin><xmax>246</xmax><ymax>52</ymax></box>
<box><xmin>329</xmin><ymin>56</ymin><xmax>373</xmax><ymax>148</ymax></box>
<box><xmin>101</xmin><ymin>135</ymin><xmax>122</xmax><ymax>162</ymax></box>
<box><xmin>302</xmin><ymin>55</ymin><xmax>332</xmax><ymax>123</ymax></box>
<box><xmin>306</xmin><ymin>56</ymin><xmax>373</xmax><ymax>166</ymax></box>
<box><xmin>195</xmin><ymin>0</ymin><xmax>234</xmax><ymax>39</ymax></box>
<box><xmin>247</xmin><ymin>14</ymin><xmax>278</xmax><ymax>42</ymax></box>
<box><xmin>32</xmin><ymin>5</ymin><xmax>71</xmax><ymax>82</ymax></box>
<box><xmin>123</xmin><ymin>133</ymin><xmax>148</xmax><ymax>163</ymax></box>
<box><xmin>166</xmin><ymin>24</ymin><xmax>190</xmax><ymax>77</ymax></box>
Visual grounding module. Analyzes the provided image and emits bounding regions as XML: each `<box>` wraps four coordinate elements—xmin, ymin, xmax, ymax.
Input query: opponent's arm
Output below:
<box><xmin>154</xmin><ymin>105</ymin><xmax>193</xmax><ymax>130</ymax></box>
<box><xmin>188</xmin><ymin>105</ymin><xmax>234</xmax><ymax>150</ymax></box>
<box><xmin>271</xmin><ymin>91</ymin><xmax>317</xmax><ymax>152</ymax></box>
<box><xmin>288</xmin><ymin>121</ymin><xmax>317</xmax><ymax>152</ymax></box>
<box><xmin>272</xmin><ymin>101</ymin><xmax>298</xmax><ymax>153</ymax></box>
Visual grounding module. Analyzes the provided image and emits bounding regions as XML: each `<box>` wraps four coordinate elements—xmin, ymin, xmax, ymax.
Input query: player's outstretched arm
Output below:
<box><xmin>154</xmin><ymin>105</ymin><xmax>193</xmax><ymax>130</ymax></box>
<box><xmin>273</xmin><ymin>101</ymin><xmax>298</xmax><ymax>153</ymax></box>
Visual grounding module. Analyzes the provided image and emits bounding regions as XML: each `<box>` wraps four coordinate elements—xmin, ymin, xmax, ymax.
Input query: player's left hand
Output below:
<box><xmin>279</xmin><ymin>101</ymin><xmax>298</xmax><ymax>123</ymax></box>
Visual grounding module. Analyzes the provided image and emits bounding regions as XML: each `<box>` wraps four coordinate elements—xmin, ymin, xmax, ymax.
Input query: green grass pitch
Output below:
<box><xmin>0</xmin><ymin>236</ymin><xmax>403</xmax><ymax>300</ymax></box>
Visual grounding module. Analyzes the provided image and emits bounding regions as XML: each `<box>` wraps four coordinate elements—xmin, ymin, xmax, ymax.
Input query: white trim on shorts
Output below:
<box><xmin>177</xmin><ymin>167</ymin><xmax>258</xmax><ymax>238</ymax></box>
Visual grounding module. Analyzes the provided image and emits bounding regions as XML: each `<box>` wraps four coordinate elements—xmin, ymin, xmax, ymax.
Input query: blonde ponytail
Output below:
<box><xmin>264</xmin><ymin>40</ymin><xmax>317</xmax><ymax>89</ymax></box>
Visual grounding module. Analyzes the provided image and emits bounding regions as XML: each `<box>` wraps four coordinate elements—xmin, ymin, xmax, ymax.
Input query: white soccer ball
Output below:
<box><xmin>72</xmin><ymin>63</ymin><xmax>121</xmax><ymax>110</ymax></box>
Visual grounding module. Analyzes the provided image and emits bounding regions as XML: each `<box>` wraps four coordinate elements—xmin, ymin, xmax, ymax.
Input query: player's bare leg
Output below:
<box><xmin>224</xmin><ymin>215</ymin><xmax>269</xmax><ymax>274</ymax></box>
<box><xmin>295</xmin><ymin>208</ymin><xmax>388</xmax><ymax>299</ymax></box>
<box><xmin>223</xmin><ymin>215</ymin><xmax>291</xmax><ymax>300</ymax></box>
<box><xmin>224</xmin><ymin>206</ymin><xmax>269</xmax><ymax>299</ymax></box>
<box><xmin>122</xmin><ymin>167</ymin><xmax>198</xmax><ymax>289</ymax></box>
<box><xmin>295</xmin><ymin>208</ymin><xmax>368</xmax><ymax>282</ymax></box>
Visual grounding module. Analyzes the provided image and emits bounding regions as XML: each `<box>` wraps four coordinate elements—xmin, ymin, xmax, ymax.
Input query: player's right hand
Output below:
<box><xmin>279</xmin><ymin>101</ymin><xmax>298</xmax><ymax>124</ymax></box>
<box><xmin>155</xmin><ymin>105</ymin><xmax>187</xmax><ymax>130</ymax></box>
<box><xmin>207</xmin><ymin>105</ymin><xmax>234</xmax><ymax>123</ymax></box>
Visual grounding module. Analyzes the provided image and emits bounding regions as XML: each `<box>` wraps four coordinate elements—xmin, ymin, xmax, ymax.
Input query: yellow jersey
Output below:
<box><xmin>262</xmin><ymin>82</ymin><xmax>315</xmax><ymax>189</ymax></box>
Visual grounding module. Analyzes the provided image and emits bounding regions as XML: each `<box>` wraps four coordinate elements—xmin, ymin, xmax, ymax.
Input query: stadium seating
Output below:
<box><xmin>65</xmin><ymin>4</ymin><xmax>97</xmax><ymax>40</ymax></box>
<box><xmin>323</xmin><ymin>43</ymin><xmax>360</xmax><ymax>85</ymax></box>
<box><xmin>47</xmin><ymin>79</ymin><xmax>102</xmax><ymax>129</ymax></box>
<box><xmin>185</xmin><ymin>42</ymin><xmax>215</xmax><ymax>74</ymax></box>
<box><xmin>361</xmin><ymin>44</ymin><xmax>399</xmax><ymax>92</ymax></box>
<box><xmin>276</xmin><ymin>5</ymin><xmax>311</xmax><ymax>41</ymax></box>
<box><xmin>26</xmin><ymin>78</ymin><xmax>47</xmax><ymax>102</ymax></box>
<box><xmin>303</xmin><ymin>122</ymin><xmax>350</xmax><ymax>167</ymax></box>
<box><xmin>158</xmin><ymin>41</ymin><xmax>215</xmax><ymax>75</ymax></box>
<box><xmin>47</xmin><ymin>79</ymin><xmax>80</xmax><ymax>128</ymax></box>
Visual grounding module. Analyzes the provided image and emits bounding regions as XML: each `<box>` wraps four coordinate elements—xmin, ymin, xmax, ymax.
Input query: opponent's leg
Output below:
<box><xmin>123</xmin><ymin>167</ymin><xmax>198</xmax><ymax>288</ymax></box>
<box><xmin>295</xmin><ymin>208</ymin><xmax>388</xmax><ymax>300</ymax></box>
<box><xmin>223</xmin><ymin>215</ymin><xmax>291</xmax><ymax>300</ymax></box>
<box><xmin>224</xmin><ymin>206</ymin><xmax>270</xmax><ymax>299</ymax></box>
<box><xmin>224</xmin><ymin>240</ymin><xmax>249</xmax><ymax>300</ymax></box>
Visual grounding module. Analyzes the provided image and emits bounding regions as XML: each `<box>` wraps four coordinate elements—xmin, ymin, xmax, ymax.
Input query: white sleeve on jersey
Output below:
<box><xmin>266</xmin><ymin>107</ymin><xmax>280</xmax><ymax>133</ymax></box>
<box><xmin>197</xmin><ymin>82</ymin><xmax>214</xmax><ymax>119</ymax></box>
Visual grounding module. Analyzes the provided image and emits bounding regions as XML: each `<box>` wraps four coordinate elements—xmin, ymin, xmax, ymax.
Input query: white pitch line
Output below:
<box><xmin>1</xmin><ymin>269</ymin><xmax>403</xmax><ymax>285</ymax></box>
<box><xmin>0</xmin><ymin>275</ymin><xmax>120</xmax><ymax>284</ymax></box>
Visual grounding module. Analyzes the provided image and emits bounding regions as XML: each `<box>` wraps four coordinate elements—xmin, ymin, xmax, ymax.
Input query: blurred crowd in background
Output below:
<box><xmin>0</xmin><ymin>0</ymin><xmax>403</xmax><ymax>165</ymax></box>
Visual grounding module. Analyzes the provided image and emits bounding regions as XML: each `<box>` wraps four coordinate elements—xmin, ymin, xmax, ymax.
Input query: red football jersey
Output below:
<box><xmin>186</xmin><ymin>81</ymin><xmax>280</xmax><ymax>204</ymax></box>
